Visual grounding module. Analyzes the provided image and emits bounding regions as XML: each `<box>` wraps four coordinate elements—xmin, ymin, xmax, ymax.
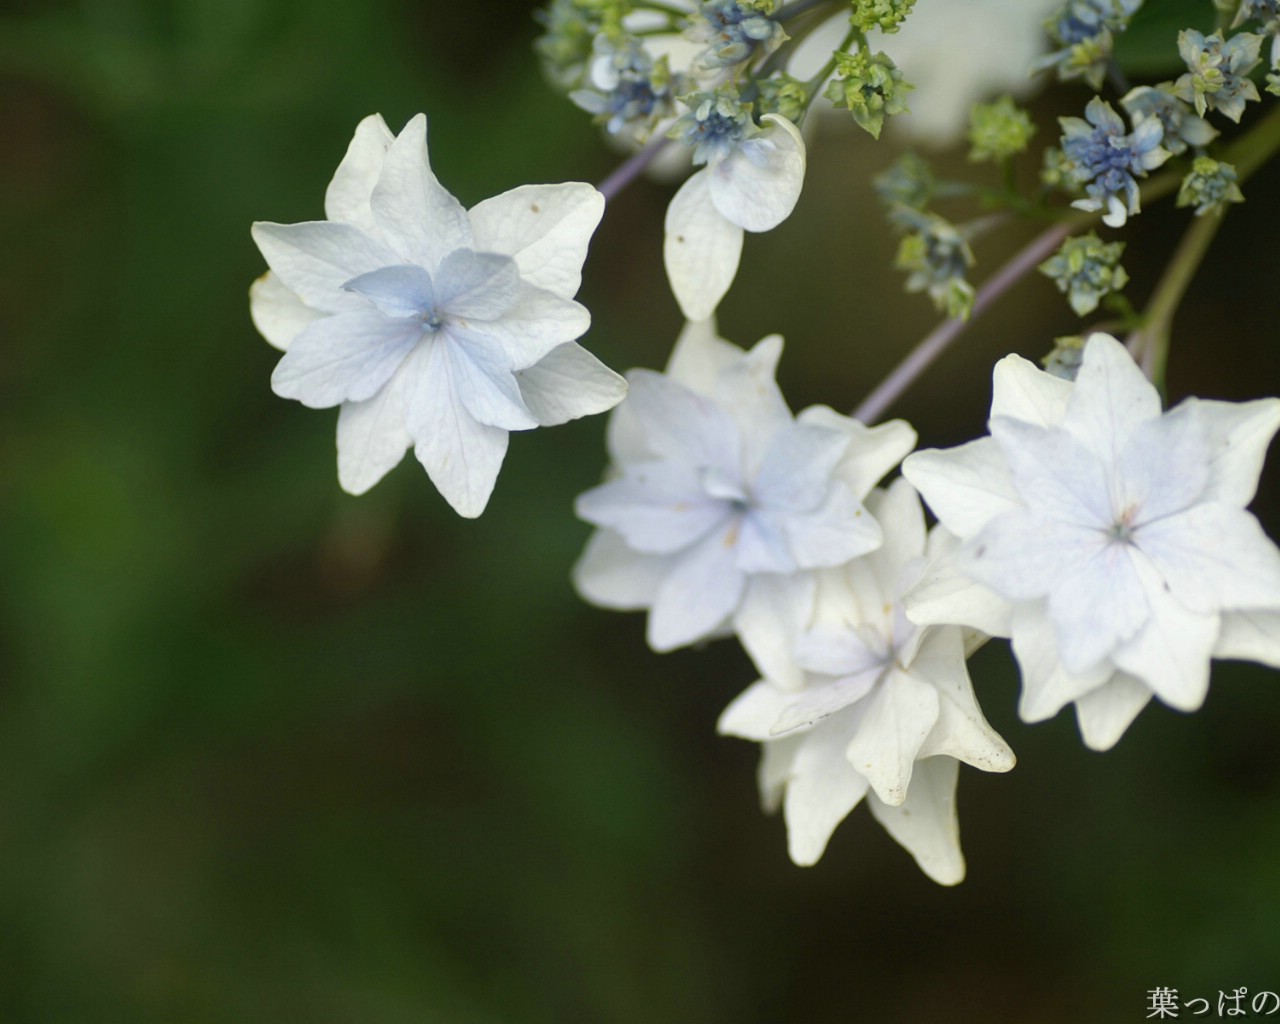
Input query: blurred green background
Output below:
<box><xmin>2</xmin><ymin>1</ymin><xmax>1280</xmax><ymax>1021</ymax></box>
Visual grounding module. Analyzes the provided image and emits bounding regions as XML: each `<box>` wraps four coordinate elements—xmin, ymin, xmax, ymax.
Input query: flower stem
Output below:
<box><xmin>852</xmin><ymin>219</ymin><xmax>1076</xmax><ymax>424</ymax></box>
<box><xmin>1125</xmin><ymin>208</ymin><xmax>1228</xmax><ymax>387</ymax></box>
<box><xmin>778</xmin><ymin>0</ymin><xmax>843</xmax><ymax>23</ymax></box>
<box><xmin>596</xmin><ymin>134</ymin><xmax>672</xmax><ymax>202</ymax></box>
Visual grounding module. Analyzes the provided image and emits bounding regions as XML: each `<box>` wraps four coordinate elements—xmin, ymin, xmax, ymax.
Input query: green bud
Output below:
<box><xmin>1176</xmin><ymin>156</ymin><xmax>1245</xmax><ymax>215</ymax></box>
<box><xmin>756</xmin><ymin>73</ymin><xmax>809</xmax><ymax>122</ymax></box>
<box><xmin>824</xmin><ymin>48</ymin><xmax>913</xmax><ymax>139</ymax></box>
<box><xmin>967</xmin><ymin>96</ymin><xmax>1036</xmax><ymax>163</ymax></box>
<box><xmin>1041</xmin><ymin>336</ymin><xmax>1087</xmax><ymax>381</ymax></box>
<box><xmin>874</xmin><ymin>151</ymin><xmax>935</xmax><ymax>212</ymax></box>
<box><xmin>894</xmin><ymin>209</ymin><xmax>975</xmax><ymax>319</ymax></box>
<box><xmin>850</xmin><ymin>0</ymin><xmax>917</xmax><ymax>33</ymax></box>
<box><xmin>1038</xmin><ymin>233</ymin><xmax>1129</xmax><ymax>317</ymax></box>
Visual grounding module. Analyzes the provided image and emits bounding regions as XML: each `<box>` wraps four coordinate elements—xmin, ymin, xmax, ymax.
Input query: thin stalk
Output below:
<box><xmin>1126</xmin><ymin>207</ymin><xmax>1228</xmax><ymax>386</ymax></box>
<box><xmin>852</xmin><ymin>219</ymin><xmax>1076</xmax><ymax>424</ymax></box>
<box><xmin>777</xmin><ymin>0</ymin><xmax>842</xmax><ymax>22</ymax></box>
<box><xmin>596</xmin><ymin>134</ymin><xmax>673</xmax><ymax>201</ymax></box>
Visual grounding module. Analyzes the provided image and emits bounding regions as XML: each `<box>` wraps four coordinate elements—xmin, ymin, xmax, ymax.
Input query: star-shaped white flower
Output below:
<box><xmin>718</xmin><ymin>479</ymin><xmax>1015</xmax><ymax>883</ymax></box>
<box><xmin>573</xmin><ymin>319</ymin><xmax>915</xmax><ymax>687</ymax></box>
<box><xmin>250</xmin><ymin>113</ymin><xmax>627</xmax><ymax>516</ymax></box>
<box><xmin>663</xmin><ymin>112</ymin><xmax>805</xmax><ymax>321</ymax></box>
<box><xmin>904</xmin><ymin>333</ymin><xmax>1280</xmax><ymax>749</ymax></box>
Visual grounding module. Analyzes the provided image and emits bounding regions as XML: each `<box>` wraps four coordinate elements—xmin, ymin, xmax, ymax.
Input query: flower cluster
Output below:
<box><xmin>1058</xmin><ymin>96</ymin><xmax>1170</xmax><ymax>227</ymax></box>
<box><xmin>1175</xmin><ymin>29</ymin><xmax>1264</xmax><ymax>123</ymax></box>
<box><xmin>1036</xmin><ymin>0</ymin><xmax>1144</xmax><ymax>89</ymax></box>
<box><xmin>1038</xmin><ymin>232</ymin><xmax>1128</xmax><ymax>316</ymax></box>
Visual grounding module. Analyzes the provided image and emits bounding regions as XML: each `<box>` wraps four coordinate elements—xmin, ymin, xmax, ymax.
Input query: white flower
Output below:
<box><xmin>250</xmin><ymin>113</ymin><xmax>627</xmax><ymax>516</ymax></box>
<box><xmin>663</xmin><ymin>112</ymin><xmax>806</xmax><ymax>321</ymax></box>
<box><xmin>573</xmin><ymin>319</ymin><xmax>915</xmax><ymax>687</ymax></box>
<box><xmin>718</xmin><ymin>480</ymin><xmax>1015</xmax><ymax>883</ymax></box>
<box><xmin>903</xmin><ymin>334</ymin><xmax>1280</xmax><ymax>750</ymax></box>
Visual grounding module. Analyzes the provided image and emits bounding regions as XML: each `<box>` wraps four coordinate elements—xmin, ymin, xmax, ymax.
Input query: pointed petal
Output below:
<box><xmin>571</xmin><ymin>528</ymin><xmax>672</xmax><ymax>610</ymax></box>
<box><xmin>664</xmin><ymin>317</ymin><xmax>748</xmax><ymax>393</ymax></box>
<box><xmin>710</xmin><ymin>334</ymin><xmax>793</xmax><ymax>465</ymax></box>
<box><xmin>912</xmin><ymin>628</ymin><xmax>1015</xmax><ymax>772</ymax></box>
<box><xmin>904</xmin><ymin>551</ymin><xmax>1014</xmax><ymax>638</ymax></box>
<box><xmin>622</xmin><ymin>370</ymin><xmax>741</xmax><ymax>470</ymax></box>
<box><xmin>868</xmin><ymin>757</ymin><xmax>965</xmax><ymax>886</ymax></box>
<box><xmin>864</xmin><ymin>478</ymin><xmax>927</xmax><ymax>580</ymax></box>
<box><xmin>1214</xmin><ymin>609</ymin><xmax>1280</xmax><ymax>669</ymax></box>
<box><xmin>1189</xmin><ymin>396</ymin><xmax>1280</xmax><ymax>506</ymax></box>
<box><xmin>1114</xmin><ymin>402</ymin><xmax>1210</xmax><ymax>522</ymax></box>
<box><xmin>770</xmin><ymin>670</ymin><xmax>880</xmax><ymax>736</ymax></box>
<box><xmin>575</xmin><ymin>464</ymin><xmax>726</xmax><ymax>554</ymax></box>
<box><xmin>1011</xmin><ymin>602</ymin><xmax>1115</xmax><ymax>722</ymax></box>
<box><xmin>733</xmin><ymin>572</ymin><xmax>817</xmax><ymax>690</ymax></box>
<box><xmin>758</xmin><ymin>736</ymin><xmax>799</xmax><ymax>814</ymax></box>
<box><xmin>1137</xmin><ymin>504</ymin><xmax>1280</xmax><ymax>615</ymax></box>
<box><xmin>1111</xmin><ymin>555</ymin><xmax>1218</xmax><ymax>711</ymax></box>
<box><xmin>784</xmin><ymin>717</ymin><xmax>871</xmax><ymax>866</ymax></box>
<box><xmin>647</xmin><ymin>524</ymin><xmax>746</xmax><ymax>651</ymax></box>
<box><xmin>1045</xmin><ymin>538</ymin><xmax>1150</xmax><ymax>674</ymax></box>
<box><xmin>1073</xmin><ymin>673</ymin><xmax>1153</xmax><ymax>751</ymax></box>
<box><xmin>433</xmin><ymin>249</ymin><xmax>520</xmax><ymax>320</ymax></box>
<box><xmin>846</xmin><ymin>667</ymin><xmax>940</xmax><ymax>806</ymax></box>
<box><xmin>990</xmin><ymin>352</ymin><xmax>1073</xmax><ymax>426</ymax></box>
<box><xmin>1061</xmin><ymin>333</ymin><xmax>1162</xmax><ymax>463</ymax></box>
<box><xmin>467</xmin><ymin>182</ymin><xmax>604</xmax><ymax>299</ymax></box>
<box><xmin>335</xmin><ymin>348</ymin><xmax>415</xmax><ymax>495</ymax></box>
<box><xmin>754</xmin><ymin>422</ymin><xmax>850</xmax><ymax>511</ymax></box>
<box><xmin>251</xmin><ymin>221</ymin><xmax>398</xmax><ymax>313</ymax></box>
<box><xmin>902</xmin><ymin>437</ymin><xmax>1019</xmax><ymax>538</ymax></box>
<box><xmin>369</xmin><ymin>114</ymin><xmax>472</xmax><ymax>269</ymax></box>
<box><xmin>781</xmin><ymin>482</ymin><xmax>883</xmax><ymax>569</ymax></box>
<box><xmin>442</xmin><ymin>333</ymin><xmax>538</xmax><ymax>431</ymax></box>
<box><xmin>270</xmin><ymin>311</ymin><xmax>422</xmax><ymax>408</ymax></box>
<box><xmin>249</xmin><ymin>271</ymin><xmax>322</xmax><ymax>351</ymax></box>
<box><xmin>324</xmin><ymin>113</ymin><xmax>395</xmax><ymax>231</ymax></box>
<box><xmin>407</xmin><ymin>340</ymin><xmax>509</xmax><ymax>517</ymax></box>
<box><xmin>515</xmin><ymin>343</ymin><xmax>627</xmax><ymax>426</ymax></box>
<box><xmin>707</xmin><ymin>114</ymin><xmax>806</xmax><ymax>233</ymax></box>
<box><xmin>664</xmin><ymin>170</ymin><xmax>744</xmax><ymax>321</ymax></box>
<box><xmin>718</xmin><ymin>681</ymin><xmax>796</xmax><ymax>741</ymax></box>
<box><xmin>990</xmin><ymin>416</ymin><xmax>1113</xmax><ymax>528</ymax></box>
<box><xmin>963</xmin><ymin>509</ymin><xmax>1105</xmax><ymax>605</ymax></box>
<box><xmin>343</xmin><ymin>264</ymin><xmax>435</xmax><ymax>318</ymax></box>
<box><xmin>453</xmin><ymin>284</ymin><xmax>591</xmax><ymax>370</ymax></box>
<box><xmin>802</xmin><ymin>407</ymin><xmax>917</xmax><ymax>498</ymax></box>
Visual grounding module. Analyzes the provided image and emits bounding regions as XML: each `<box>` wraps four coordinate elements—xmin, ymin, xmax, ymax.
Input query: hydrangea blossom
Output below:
<box><xmin>1174</xmin><ymin>29</ymin><xmax>1264</xmax><ymax>123</ymax></box>
<box><xmin>250</xmin><ymin>114</ymin><xmax>626</xmax><ymax>516</ymax></box>
<box><xmin>1059</xmin><ymin>97</ymin><xmax>1169</xmax><ymax>227</ymax></box>
<box><xmin>718</xmin><ymin>479</ymin><xmax>1015</xmax><ymax>883</ymax></box>
<box><xmin>689</xmin><ymin>0</ymin><xmax>786</xmax><ymax>70</ymax></box>
<box><xmin>903</xmin><ymin>334</ymin><xmax>1280</xmax><ymax>750</ymax></box>
<box><xmin>663</xmin><ymin>94</ymin><xmax>805</xmax><ymax>320</ymax></box>
<box><xmin>573</xmin><ymin>319</ymin><xmax>915</xmax><ymax>687</ymax></box>
<box><xmin>570</xmin><ymin>34</ymin><xmax>680</xmax><ymax>141</ymax></box>
<box><xmin>1035</xmin><ymin>0</ymin><xmax>1144</xmax><ymax>89</ymax></box>
<box><xmin>1120</xmin><ymin>84</ymin><xmax>1218</xmax><ymax>157</ymax></box>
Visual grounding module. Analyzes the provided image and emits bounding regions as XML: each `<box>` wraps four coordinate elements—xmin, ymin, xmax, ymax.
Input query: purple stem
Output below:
<box><xmin>596</xmin><ymin>135</ymin><xmax>672</xmax><ymax>202</ymax></box>
<box><xmin>851</xmin><ymin>219</ymin><xmax>1076</xmax><ymax>425</ymax></box>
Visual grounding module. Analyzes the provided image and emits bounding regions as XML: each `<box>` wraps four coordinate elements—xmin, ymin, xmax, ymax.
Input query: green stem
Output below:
<box><xmin>1125</xmin><ymin>208</ymin><xmax>1228</xmax><ymax>388</ymax></box>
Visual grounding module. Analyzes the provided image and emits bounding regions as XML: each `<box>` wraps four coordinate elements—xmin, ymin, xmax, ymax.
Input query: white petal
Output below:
<box><xmin>846</xmin><ymin>667</ymin><xmax>940</xmax><ymax>806</ymax></box>
<box><xmin>989</xmin><ymin>352</ymin><xmax>1073</xmax><ymax>426</ymax></box>
<box><xmin>576</xmin><ymin>463</ymin><xmax>726</xmax><ymax>554</ymax></box>
<box><xmin>434</xmin><ymin>249</ymin><xmax>521</xmax><ymax>320</ymax></box>
<box><xmin>783</xmin><ymin>716</ymin><xmax>871</xmax><ymax>866</ymax></box>
<box><xmin>758</xmin><ymin>734</ymin><xmax>798</xmax><ymax>814</ymax></box>
<box><xmin>249</xmin><ymin>271</ymin><xmax>322</xmax><ymax>351</ymax></box>
<box><xmin>733</xmin><ymin>572</ymin><xmax>817</xmax><ymax>690</ymax></box>
<box><xmin>990</xmin><ymin>416</ymin><xmax>1113</xmax><ymax>529</ymax></box>
<box><xmin>1011</xmin><ymin>601</ymin><xmax>1116</xmax><ymax>722</ymax></box>
<box><xmin>664</xmin><ymin>170</ymin><xmax>744</xmax><ymax>321</ymax></box>
<box><xmin>863</xmin><ymin>479</ymin><xmax>927</xmax><ymax>583</ymax></box>
<box><xmin>270</xmin><ymin>311</ymin><xmax>422</xmax><ymax>408</ymax></box>
<box><xmin>1045</xmin><ymin>538</ymin><xmax>1150</xmax><ymax>674</ymax></box>
<box><xmin>335</xmin><ymin>349</ymin><xmax>414</xmax><ymax>495</ymax></box>
<box><xmin>515</xmin><ymin>343</ymin><xmax>627</xmax><ymax>426</ymax></box>
<box><xmin>572</xmin><ymin>528</ymin><xmax>672</xmax><ymax>610</ymax></box>
<box><xmin>1060</xmin><ymin>333</ymin><xmax>1161</xmax><ymax>464</ymax></box>
<box><xmin>664</xmin><ymin>317</ymin><xmax>748</xmax><ymax>393</ymax></box>
<box><xmin>1111</xmin><ymin>555</ymin><xmax>1218</xmax><ymax>711</ymax></box>
<box><xmin>467</xmin><ymin>182</ymin><xmax>604</xmax><ymax>299</ymax></box>
<box><xmin>903</xmin><ymin>551</ymin><xmax>1014</xmax><ymax>638</ymax></box>
<box><xmin>911</xmin><ymin>628</ymin><xmax>1016</xmax><ymax>773</ymax></box>
<box><xmin>344</xmin><ymin>264</ymin><xmax>437</xmax><ymax>318</ymax></box>
<box><xmin>369</xmin><ymin>114</ymin><xmax>472</xmax><ymax>270</ymax></box>
<box><xmin>442</xmin><ymin>333</ymin><xmax>538</xmax><ymax>431</ymax></box>
<box><xmin>770</xmin><ymin>670</ymin><xmax>880</xmax><ymax>736</ymax></box>
<box><xmin>963</xmin><ymin>509</ymin><xmax>1105</xmax><ymax>605</ymax></box>
<box><xmin>251</xmin><ymin>221</ymin><xmax>398</xmax><ymax>313</ymax></box>
<box><xmin>754</xmin><ymin>422</ymin><xmax>850</xmax><ymax>511</ymax></box>
<box><xmin>707</xmin><ymin>114</ymin><xmax>806</xmax><ymax>233</ymax></box>
<box><xmin>1136</xmin><ymin>503</ymin><xmax>1280</xmax><ymax>615</ymax></box>
<box><xmin>1214</xmin><ymin>609</ymin><xmax>1280</xmax><ymax>668</ymax></box>
<box><xmin>902</xmin><ymin>437</ymin><xmax>1019</xmax><ymax>539</ymax></box>
<box><xmin>1073</xmin><ymin>673</ymin><xmax>1153</xmax><ymax>751</ymax></box>
<box><xmin>324</xmin><ymin>113</ymin><xmax>395</xmax><ymax>232</ymax></box>
<box><xmin>1114</xmin><ymin>403</ymin><xmax>1210</xmax><ymax>523</ymax></box>
<box><xmin>734</xmin><ymin>508</ymin><xmax>796</xmax><ymax>574</ymax></box>
<box><xmin>647</xmin><ymin>523</ymin><xmax>745</xmax><ymax>651</ymax></box>
<box><xmin>780</xmin><ymin>482</ymin><xmax>883</xmax><ymax>569</ymax></box>
<box><xmin>717</xmin><ymin>681</ymin><xmax>797</xmax><ymax>742</ymax></box>
<box><xmin>868</xmin><ymin>757</ymin><xmax>965</xmax><ymax>886</ymax></box>
<box><xmin>710</xmin><ymin>335</ymin><xmax>793</xmax><ymax>466</ymax></box>
<box><xmin>455</xmin><ymin>283</ymin><xmax>592</xmax><ymax>370</ymax></box>
<box><xmin>1189</xmin><ymin>396</ymin><xmax>1280</xmax><ymax>506</ymax></box>
<box><xmin>407</xmin><ymin>339</ymin><xmax>509</xmax><ymax>517</ymax></box>
<box><xmin>622</xmin><ymin>370</ymin><xmax>740</xmax><ymax>471</ymax></box>
<box><xmin>802</xmin><ymin>407</ymin><xmax>917</xmax><ymax>499</ymax></box>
